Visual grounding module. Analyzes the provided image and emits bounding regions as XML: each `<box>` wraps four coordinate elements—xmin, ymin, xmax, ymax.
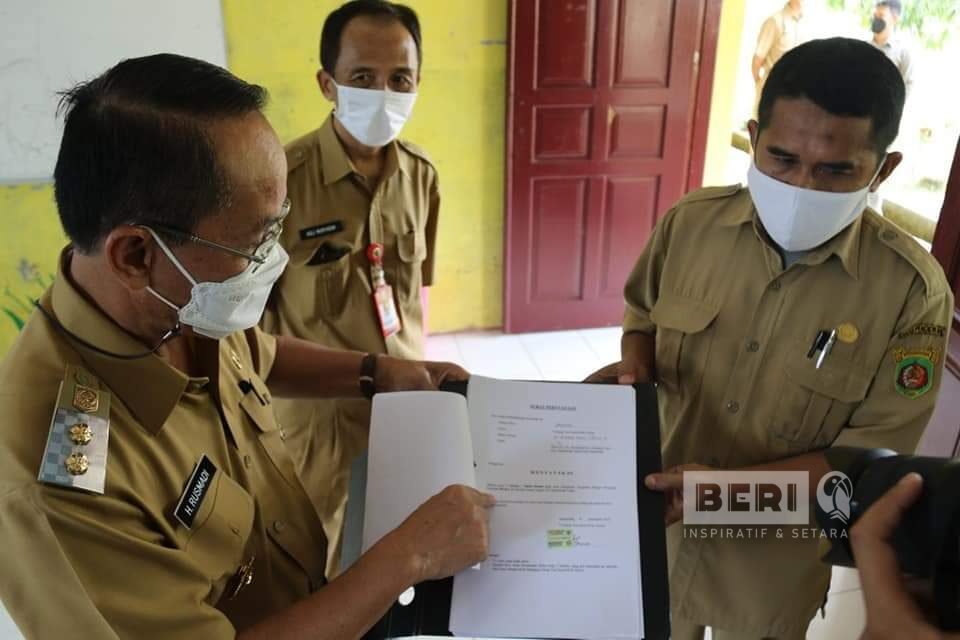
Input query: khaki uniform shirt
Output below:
<box><xmin>754</xmin><ymin>5</ymin><xmax>805</xmax><ymax>113</ymax></box>
<box><xmin>755</xmin><ymin>5</ymin><xmax>805</xmax><ymax>76</ymax></box>
<box><xmin>624</xmin><ymin>186</ymin><xmax>953</xmax><ymax>636</ymax></box>
<box><xmin>260</xmin><ymin>115</ymin><xmax>439</xmax><ymax>576</ymax></box>
<box><xmin>873</xmin><ymin>37</ymin><xmax>915</xmax><ymax>97</ymax></box>
<box><xmin>0</xmin><ymin>251</ymin><xmax>328</xmax><ymax>638</ymax></box>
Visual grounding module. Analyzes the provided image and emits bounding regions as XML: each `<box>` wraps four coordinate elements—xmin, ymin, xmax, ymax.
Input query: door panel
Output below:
<box><xmin>530</xmin><ymin>178</ymin><xmax>589</xmax><ymax>301</ymax></box>
<box><xmin>536</xmin><ymin>0</ymin><xmax>597</xmax><ymax>88</ymax></box>
<box><xmin>926</xmin><ymin>137</ymin><xmax>960</xmax><ymax>457</ymax></box>
<box><xmin>600</xmin><ymin>177</ymin><xmax>659</xmax><ymax>299</ymax></box>
<box><xmin>614</xmin><ymin>0</ymin><xmax>672</xmax><ymax>87</ymax></box>
<box><xmin>505</xmin><ymin>0</ymin><xmax>718</xmax><ymax>332</ymax></box>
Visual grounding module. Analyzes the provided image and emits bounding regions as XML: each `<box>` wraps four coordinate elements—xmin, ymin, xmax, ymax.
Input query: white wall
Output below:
<box><xmin>0</xmin><ymin>0</ymin><xmax>228</xmax><ymax>183</ymax></box>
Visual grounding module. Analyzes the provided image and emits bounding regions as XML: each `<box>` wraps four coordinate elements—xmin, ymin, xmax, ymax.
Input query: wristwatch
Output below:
<box><xmin>359</xmin><ymin>353</ymin><xmax>378</xmax><ymax>399</ymax></box>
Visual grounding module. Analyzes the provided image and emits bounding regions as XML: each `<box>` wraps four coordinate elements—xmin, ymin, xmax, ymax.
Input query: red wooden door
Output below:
<box><xmin>504</xmin><ymin>0</ymin><xmax>719</xmax><ymax>333</ymax></box>
<box><xmin>921</xmin><ymin>137</ymin><xmax>960</xmax><ymax>457</ymax></box>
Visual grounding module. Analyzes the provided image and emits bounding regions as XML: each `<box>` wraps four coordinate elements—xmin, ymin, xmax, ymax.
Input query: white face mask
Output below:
<box><xmin>747</xmin><ymin>159</ymin><xmax>886</xmax><ymax>252</ymax></box>
<box><xmin>332</xmin><ymin>81</ymin><xmax>417</xmax><ymax>147</ymax></box>
<box><xmin>144</xmin><ymin>229</ymin><xmax>289</xmax><ymax>340</ymax></box>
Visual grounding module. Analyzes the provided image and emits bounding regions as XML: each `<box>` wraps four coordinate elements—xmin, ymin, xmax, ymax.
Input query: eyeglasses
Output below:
<box><xmin>145</xmin><ymin>199</ymin><xmax>291</xmax><ymax>273</ymax></box>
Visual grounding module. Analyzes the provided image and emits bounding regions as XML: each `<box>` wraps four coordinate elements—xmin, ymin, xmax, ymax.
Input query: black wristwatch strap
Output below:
<box><xmin>359</xmin><ymin>353</ymin><xmax>378</xmax><ymax>399</ymax></box>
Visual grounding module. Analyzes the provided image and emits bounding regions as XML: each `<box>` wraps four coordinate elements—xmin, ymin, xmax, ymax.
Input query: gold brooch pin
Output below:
<box><xmin>64</xmin><ymin>451</ymin><xmax>89</xmax><ymax>476</ymax></box>
<box><xmin>72</xmin><ymin>385</ymin><xmax>100</xmax><ymax>413</ymax></box>
<box><xmin>69</xmin><ymin>423</ymin><xmax>93</xmax><ymax>446</ymax></box>
<box><xmin>837</xmin><ymin>323</ymin><xmax>859</xmax><ymax>344</ymax></box>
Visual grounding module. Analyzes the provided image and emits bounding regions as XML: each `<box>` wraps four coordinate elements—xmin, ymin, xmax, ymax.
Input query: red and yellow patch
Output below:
<box><xmin>893</xmin><ymin>348</ymin><xmax>938</xmax><ymax>399</ymax></box>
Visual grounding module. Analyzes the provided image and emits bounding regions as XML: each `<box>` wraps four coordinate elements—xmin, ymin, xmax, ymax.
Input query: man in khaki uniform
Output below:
<box><xmin>752</xmin><ymin>0</ymin><xmax>806</xmax><ymax>115</ymax></box>
<box><xmin>261</xmin><ymin>0</ymin><xmax>438</xmax><ymax>575</ymax></box>
<box><xmin>614</xmin><ymin>39</ymin><xmax>952</xmax><ymax>639</ymax></box>
<box><xmin>870</xmin><ymin>1</ymin><xmax>914</xmax><ymax>99</ymax></box>
<box><xmin>0</xmin><ymin>53</ymin><xmax>492</xmax><ymax>639</ymax></box>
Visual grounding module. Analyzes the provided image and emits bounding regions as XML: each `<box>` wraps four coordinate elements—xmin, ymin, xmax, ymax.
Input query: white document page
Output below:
<box><xmin>451</xmin><ymin>377</ymin><xmax>642</xmax><ymax>640</ymax></box>
<box><xmin>361</xmin><ymin>391</ymin><xmax>476</xmax><ymax>553</ymax></box>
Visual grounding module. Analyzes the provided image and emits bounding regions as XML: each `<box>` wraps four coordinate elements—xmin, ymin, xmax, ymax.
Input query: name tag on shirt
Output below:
<box><xmin>174</xmin><ymin>455</ymin><xmax>217</xmax><ymax>529</ymax></box>
<box><xmin>300</xmin><ymin>221</ymin><xmax>344</xmax><ymax>240</ymax></box>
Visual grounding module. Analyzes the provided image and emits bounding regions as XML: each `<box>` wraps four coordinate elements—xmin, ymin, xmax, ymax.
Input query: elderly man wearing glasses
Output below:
<box><xmin>0</xmin><ymin>53</ymin><xmax>491</xmax><ymax>640</ymax></box>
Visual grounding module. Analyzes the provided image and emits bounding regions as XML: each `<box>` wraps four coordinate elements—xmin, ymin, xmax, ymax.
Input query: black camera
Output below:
<box><xmin>816</xmin><ymin>446</ymin><xmax>960</xmax><ymax>630</ymax></box>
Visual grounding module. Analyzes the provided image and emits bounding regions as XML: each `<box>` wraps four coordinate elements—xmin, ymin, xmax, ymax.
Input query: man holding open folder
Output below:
<box><xmin>605</xmin><ymin>38</ymin><xmax>952</xmax><ymax>639</ymax></box>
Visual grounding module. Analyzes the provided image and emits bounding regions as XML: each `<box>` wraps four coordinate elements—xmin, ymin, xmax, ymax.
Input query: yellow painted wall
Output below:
<box><xmin>222</xmin><ymin>0</ymin><xmax>508</xmax><ymax>333</ymax></box>
<box><xmin>0</xmin><ymin>184</ymin><xmax>65</xmax><ymax>354</ymax></box>
<box><xmin>702</xmin><ymin>0</ymin><xmax>747</xmax><ymax>187</ymax></box>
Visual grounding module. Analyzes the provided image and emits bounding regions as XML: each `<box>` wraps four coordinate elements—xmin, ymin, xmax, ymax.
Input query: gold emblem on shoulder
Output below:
<box><xmin>72</xmin><ymin>385</ymin><xmax>100</xmax><ymax>413</ymax></box>
<box><xmin>837</xmin><ymin>323</ymin><xmax>859</xmax><ymax>344</ymax></box>
<box><xmin>64</xmin><ymin>451</ymin><xmax>89</xmax><ymax>475</ymax></box>
<box><xmin>69</xmin><ymin>422</ymin><xmax>93</xmax><ymax>446</ymax></box>
<box><xmin>230</xmin><ymin>350</ymin><xmax>243</xmax><ymax>371</ymax></box>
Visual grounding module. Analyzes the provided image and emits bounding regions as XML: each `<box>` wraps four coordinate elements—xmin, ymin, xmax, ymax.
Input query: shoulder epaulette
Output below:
<box><xmin>867</xmin><ymin>211</ymin><xmax>947</xmax><ymax>298</ymax></box>
<box><xmin>284</xmin><ymin>131</ymin><xmax>318</xmax><ymax>174</ymax></box>
<box><xmin>676</xmin><ymin>184</ymin><xmax>743</xmax><ymax>206</ymax></box>
<box><xmin>37</xmin><ymin>365</ymin><xmax>111</xmax><ymax>494</ymax></box>
<box><xmin>396</xmin><ymin>139</ymin><xmax>436</xmax><ymax>170</ymax></box>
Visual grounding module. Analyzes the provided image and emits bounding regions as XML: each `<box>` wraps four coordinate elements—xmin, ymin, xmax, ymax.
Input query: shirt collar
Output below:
<box><xmin>795</xmin><ymin>213</ymin><xmax>862</xmax><ymax>280</ymax></box>
<box><xmin>50</xmin><ymin>248</ymin><xmax>192</xmax><ymax>434</ymax></box>
<box><xmin>317</xmin><ymin>114</ymin><xmax>406</xmax><ymax>186</ymax></box>
<box><xmin>721</xmin><ymin>190</ymin><xmax>861</xmax><ymax>279</ymax></box>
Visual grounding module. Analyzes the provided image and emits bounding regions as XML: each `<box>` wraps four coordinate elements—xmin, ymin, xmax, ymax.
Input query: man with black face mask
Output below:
<box><xmin>591</xmin><ymin>38</ymin><xmax>951</xmax><ymax>639</ymax></box>
<box><xmin>870</xmin><ymin>0</ymin><xmax>914</xmax><ymax>99</ymax></box>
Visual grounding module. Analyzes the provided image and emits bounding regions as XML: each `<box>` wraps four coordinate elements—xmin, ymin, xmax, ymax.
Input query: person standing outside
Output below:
<box><xmin>752</xmin><ymin>0</ymin><xmax>806</xmax><ymax>116</ymax></box>
<box><xmin>870</xmin><ymin>0</ymin><xmax>914</xmax><ymax>99</ymax></box>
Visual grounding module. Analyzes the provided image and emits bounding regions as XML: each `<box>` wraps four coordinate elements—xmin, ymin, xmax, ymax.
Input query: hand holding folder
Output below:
<box><xmin>361</xmin><ymin>376</ymin><xmax>670</xmax><ymax>640</ymax></box>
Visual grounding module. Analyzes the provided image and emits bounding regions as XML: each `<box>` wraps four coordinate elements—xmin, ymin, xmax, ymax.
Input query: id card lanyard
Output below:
<box><xmin>366</xmin><ymin>196</ymin><xmax>401</xmax><ymax>338</ymax></box>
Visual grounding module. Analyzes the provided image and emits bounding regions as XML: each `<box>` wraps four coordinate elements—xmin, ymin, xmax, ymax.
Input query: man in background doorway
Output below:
<box><xmin>261</xmin><ymin>0</ymin><xmax>440</xmax><ymax>580</ymax></box>
<box><xmin>871</xmin><ymin>0</ymin><xmax>914</xmax><ymax>99</ymax></box>
<box><xmin>752</xmin><ymin>0</ymin><xmax>806</xmax><ymax>116</ymax></box>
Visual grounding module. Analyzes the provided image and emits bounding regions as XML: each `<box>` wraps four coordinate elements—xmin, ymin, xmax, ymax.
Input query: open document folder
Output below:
<box><xmin>360</xmin><ymin>376</ymin><xmax>669</xmax><ymax>640</ymax></box>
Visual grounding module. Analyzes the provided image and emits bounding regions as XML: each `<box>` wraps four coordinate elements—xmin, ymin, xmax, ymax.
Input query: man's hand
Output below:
<box><xmin>644</xmin><ymin>463</ymin><xmax>712</xmax><ymax>526</ymax></box>
<box><xmin>852</xmin><ymin>473</ymin><xmax>952</xmax><ymax>640</ymax></box>
<box><xmin>388</xmin><ymin>485</ymin><xmax>495</xmax><ymax>583</ymax></box>
<box><xmin>619</xmin><ymin>332</ymin><xmax>656</xmax><ymax>384</ymax></box>
<box><xmin>583</xmin><ymin>361</ymin><xmax>620</xmax><ymax>383</ymax></box>
<box><xmin>375</xmin><ymin>356</ymin><xmax>469</xmax><ymax>393</ymax></box>
<box><xmin>583</xmin><ymin>332</ymin><xmax>656</xmax><ymax>384</ymax></box>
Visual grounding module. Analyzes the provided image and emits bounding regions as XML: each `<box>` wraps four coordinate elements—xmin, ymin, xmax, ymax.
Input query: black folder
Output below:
<box><xmin>363</xmin><ymin>381</ymin><xmax>670</xmax><ymax>640</ymax></box>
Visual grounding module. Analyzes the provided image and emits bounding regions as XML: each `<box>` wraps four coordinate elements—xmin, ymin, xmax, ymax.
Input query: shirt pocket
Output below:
<box><xmin>770</xmin><ymin>340</ymin><xmax>874</xmax><ymax>455</ymax></box>
<box><xmin>240</xmin><ymin>390</ymin><xmax>328</xmax><ymax>589</ymax></box>
<box><xmin>395</xmin><ymin>229</ymin><xmax>427</xmax><ymax>303</ymax></box>
<box><xmin>184</xmin><ymin>470</ymin><xmax>255</xmax><ymax>597</ymax></box>
<box><xmin>287</xmin><ymin>240</ymin><xmax>353</xmax><ymax>321</ymax></box>
<box><xmin>649</xmin><ymin>293</ymin><xmax>721</xmax><ymax>398</ymax></box>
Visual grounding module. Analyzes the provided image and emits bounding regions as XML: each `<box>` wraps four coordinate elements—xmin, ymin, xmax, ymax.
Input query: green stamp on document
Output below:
<box><xmin>547</xmin><ymin>528</ymin><xmax>574</xmax><ymax>548</ymax></box>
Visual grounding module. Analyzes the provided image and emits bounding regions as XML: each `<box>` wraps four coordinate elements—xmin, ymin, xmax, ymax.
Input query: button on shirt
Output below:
<box><xmin>623</xmin><ymin>185</ymin><xmax>952</xmax><ymax>636</ymax></box>
<box><xmin>260</xmin><ymin>115</ymin><xmax>440</xmax><ymax>578</ymax></box>
<box><xmin>0</xmin><ymin>249</ymin><xmax>328</xmax><ymax>638</ymax></box>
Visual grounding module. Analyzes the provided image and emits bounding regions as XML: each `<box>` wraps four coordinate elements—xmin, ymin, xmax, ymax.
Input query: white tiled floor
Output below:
<box><xmin>424</xmin><ymin>328</ymin><xmax>866</xmax><ymax>640</ymax></box>
<box><xmin>425</xmin><ymin>327</ymin><xmax>621</xmax><ymax>382</ymax></box>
